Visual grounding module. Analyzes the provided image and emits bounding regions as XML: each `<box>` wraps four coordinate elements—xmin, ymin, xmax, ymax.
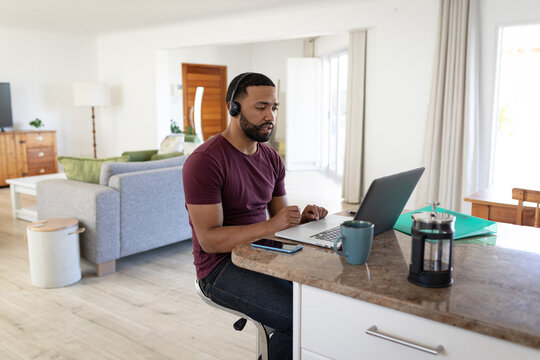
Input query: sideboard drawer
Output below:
<box><xmin>27</xmin><ymin>162</ymin><xmax>56</xmax><ymax>176</ymax></box>
<box><xmin>27</xmin><ymin>148</ymin><xmax>55</xmax><ymax>164</ymax></box>
<box><xmin>25</xmin><ymin>132</ymin><xmax>54</xmax><ymax>148</ymax></box>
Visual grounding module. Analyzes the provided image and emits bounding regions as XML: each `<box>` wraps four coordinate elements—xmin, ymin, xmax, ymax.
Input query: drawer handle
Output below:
<box><xmin>38</xmin><ymin>151</ymin><xmax>45</xmax><ymax>157</ymax></box>
<box><xmin>365</xmin><ymin>325</ymin><xmax>444</xmax><ymax>355</ymax></box>
<box><xmin>39</xmin><ymin>168</ymin><xmax>45</xmax><ymax>173</ymax></box>
<box><xmin>37</xmin><ymin>135</ymin><xmax>43</xmax><ymax>141</ymax></box>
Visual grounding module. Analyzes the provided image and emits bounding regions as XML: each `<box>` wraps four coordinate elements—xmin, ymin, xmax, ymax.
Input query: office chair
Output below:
<box><xmin>512</xmin><ymin>188</ymin><xmax>540</xmax><ymax>227</ymax></box>
<box><xmin>194</xmin><ymin>279</ymin><xmax>273</xmax><ymax>360</ymax></box>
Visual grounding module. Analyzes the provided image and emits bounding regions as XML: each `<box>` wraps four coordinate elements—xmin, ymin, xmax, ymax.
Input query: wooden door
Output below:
<box><xmin>182</xmin><ymin>63</ymin><xmax>227</xmax><ymax>141</ymax></box>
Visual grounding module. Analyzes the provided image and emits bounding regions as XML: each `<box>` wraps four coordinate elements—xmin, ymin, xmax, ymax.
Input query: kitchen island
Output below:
<box><xmin>232</xmin><ymin>222</ymin><xmax>540</xmax><ymax>359</ymax></box>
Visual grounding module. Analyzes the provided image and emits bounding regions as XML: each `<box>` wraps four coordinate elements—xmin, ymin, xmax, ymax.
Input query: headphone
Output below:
<box><xmin>228</xmin><ymin>72</ymin><xmax>254</xmax><ymax>117</ymax></box>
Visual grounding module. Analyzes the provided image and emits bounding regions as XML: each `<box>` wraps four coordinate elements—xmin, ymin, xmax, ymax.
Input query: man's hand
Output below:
<box><xmin>269</xmin><ymin>205</ymin><xmax>302</xmax><ymax>231</ymax></box>
<box><xmin>301</xmin><ymin>204</ymin><xmax>328</xmax><ymax>224</ymax></box>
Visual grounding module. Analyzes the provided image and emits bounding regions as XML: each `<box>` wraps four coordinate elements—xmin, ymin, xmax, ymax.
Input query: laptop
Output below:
<box><xmin>275</xmin><ymin>167</ymin><xmax>425</xmax><ymax>248</ymax></box>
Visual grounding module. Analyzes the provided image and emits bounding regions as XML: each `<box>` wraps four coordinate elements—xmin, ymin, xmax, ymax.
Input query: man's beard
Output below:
<box><xmin>239</xmin><ymin>114</ymin><xmax>273</xmax><ymax>143</ymax></box>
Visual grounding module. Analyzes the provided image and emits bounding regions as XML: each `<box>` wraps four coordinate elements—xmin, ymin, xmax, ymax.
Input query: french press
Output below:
<box><xmin>408</xmin><ymin>202</ymin><xmax>455</xmax><ymax>288</ymax></box>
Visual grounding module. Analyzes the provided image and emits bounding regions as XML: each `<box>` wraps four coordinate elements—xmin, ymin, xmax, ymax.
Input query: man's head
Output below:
<box><xmin>226</xmin><ymin>72</ymin><xmax>278</xmax><ymax>143</ymax></box>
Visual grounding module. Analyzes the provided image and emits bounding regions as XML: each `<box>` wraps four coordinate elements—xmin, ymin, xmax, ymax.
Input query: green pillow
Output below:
<box><xmin>58</xmin><ymin>156</ymin><xmax>129</xmax><ymax>184</ymax></box>
<box><xmin>150</xmin><ymin>152</ymin><xmax>184</xmax><ymax>161</ymax></box>
<box><xmin>121</xmin><ymin>150</ymin><xmax>158</xmax><ymax>162</ymax></box>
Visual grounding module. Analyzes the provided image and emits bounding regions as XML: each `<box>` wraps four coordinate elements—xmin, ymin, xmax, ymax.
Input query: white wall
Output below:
<box><xmin>0</xmin><ymin>27</ymin><xmax>98</xmax><ymax>157</ymax></box>
<box><xmin>250</xmin><ymin>39</ymin><xmax>304</xmax><ymax>141</ymax></box>
<box><xmin>363</xmin><ymin>4</ymin><xmax>438</xmax><ymax>196</ymax></box>
<box><xmin>96</xmin><ymin>0</ymin><xmax>439</xmax><ymax>208</ymax></box>
<box><xmin>314</xmin><ymin>33</ymin><xmax>349</xmax><ymax>57</ymax></box>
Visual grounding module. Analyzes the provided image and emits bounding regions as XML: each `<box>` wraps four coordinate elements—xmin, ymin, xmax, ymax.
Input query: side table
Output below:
<box><xmin>6</xmin><ymin>173</ymin><xmax>67</xmax><ymax>222</ymax></box>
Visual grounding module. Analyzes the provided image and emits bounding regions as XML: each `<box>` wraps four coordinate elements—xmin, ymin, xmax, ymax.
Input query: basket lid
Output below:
<box><xmin>27</xmin><ymin>218</ymin><xmax>78</xmax><ymax>232</ymax></box>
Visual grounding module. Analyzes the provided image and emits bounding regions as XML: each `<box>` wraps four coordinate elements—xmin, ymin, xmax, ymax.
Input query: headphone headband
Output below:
<box><xmin>228</xmin><ymin>72</ymin><xmax>254</xmax><ymax>117</ymax></box>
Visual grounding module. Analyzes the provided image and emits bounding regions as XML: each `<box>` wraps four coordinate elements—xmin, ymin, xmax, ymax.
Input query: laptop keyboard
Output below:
<box><xmin>310</xmin><ymin>226</ymin><xmax>341</xmax><ymax>242</ymax></box>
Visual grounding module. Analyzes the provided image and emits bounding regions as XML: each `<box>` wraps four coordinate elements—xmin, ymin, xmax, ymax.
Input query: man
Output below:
<box><xmin>182</xmin><ymin>72</ymin><xmax>327</xmax><ymax>359</ymax></box>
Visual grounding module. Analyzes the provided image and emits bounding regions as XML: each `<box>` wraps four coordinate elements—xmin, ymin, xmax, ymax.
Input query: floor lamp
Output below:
<box><xmin>73</xmin><ymin>83</ymin><xmax>110</xmax><ymax>158</ymax></box>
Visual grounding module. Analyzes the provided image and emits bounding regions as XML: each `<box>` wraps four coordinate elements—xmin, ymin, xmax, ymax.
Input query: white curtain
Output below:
<box><xmin>416</xmin><ymin>0</ymin><xmax>480</xmax><ymax>212</ymax></box>
<box><xmin>342</xmin><ymin>30</ymin><xmax>367</xmax><ymax>203</ymax></box>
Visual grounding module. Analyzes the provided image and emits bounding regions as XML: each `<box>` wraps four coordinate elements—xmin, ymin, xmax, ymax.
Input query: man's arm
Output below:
<box><xmin>187</xmin><ymin>200</ymin><xmax>301</xmax><ymax>253</ymax></box>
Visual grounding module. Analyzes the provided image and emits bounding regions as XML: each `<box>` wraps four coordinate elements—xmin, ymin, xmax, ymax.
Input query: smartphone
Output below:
<box><xmin>251</xmin><ymin>239</ymin><xmax>303</xmax><ymax>254</ymax></box>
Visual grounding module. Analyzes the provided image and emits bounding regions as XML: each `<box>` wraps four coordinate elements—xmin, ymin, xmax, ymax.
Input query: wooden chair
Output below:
<box><xmin>512</xmin><ymin>188</ymin><xmax>540</xmax><ymax>227</ymax></box>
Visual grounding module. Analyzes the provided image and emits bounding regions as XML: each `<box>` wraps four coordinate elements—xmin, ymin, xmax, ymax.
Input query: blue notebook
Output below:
<box><xmin>393</xmin><ymin>206</ymin><xmax>497</xmax><ymax>240</ymax></box>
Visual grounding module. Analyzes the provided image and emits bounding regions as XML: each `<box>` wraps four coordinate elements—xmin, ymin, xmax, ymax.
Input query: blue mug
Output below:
<box><xmin>333</xmin><ymin>220</ymin><xmax>374</xmax><ymax>265</ymax></box>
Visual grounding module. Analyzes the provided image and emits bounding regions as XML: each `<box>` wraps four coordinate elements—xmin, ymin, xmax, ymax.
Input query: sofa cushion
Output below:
<box><xmin>58</xmin><ymin>156</ymin><xmax>129</xmax><ymax>184</ymax></box>
<box><xmin>158</xmin><ymin>134</ymin><xmax>184</xmax><ymax>155</ymax></box>
<box><xmin>122</xmin><ymin>150</ymin><xmax>158</xmax><ymax>162</ymax></box>
<box><xmin>150</xmin><ymin>152</ymin><xmax>184</xmax><ymax>161</ymax></box>
<box><xmin>99</xmin><ymin>155</ymin><xmax>188</xmax><ymax>185</ymax></box>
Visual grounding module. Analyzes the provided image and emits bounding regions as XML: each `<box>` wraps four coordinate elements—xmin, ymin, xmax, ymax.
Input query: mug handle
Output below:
<box><xmin>334</xmin><ymin>235</ymin><xmax>345</xmax><ymax>256</ymax></box>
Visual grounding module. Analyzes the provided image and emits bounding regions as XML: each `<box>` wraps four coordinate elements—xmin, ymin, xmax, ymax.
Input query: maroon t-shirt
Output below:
<box><xmin>182</xmin><ymin>134</ymin><xmax>286</xmax><ymax>279</ymax></box>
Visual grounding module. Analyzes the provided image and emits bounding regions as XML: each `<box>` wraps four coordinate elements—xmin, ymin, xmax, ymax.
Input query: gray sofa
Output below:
<box><xmin>36</xmin><ymin>156</ymin><xmax>192</xmax><ymax>276</ymax></box>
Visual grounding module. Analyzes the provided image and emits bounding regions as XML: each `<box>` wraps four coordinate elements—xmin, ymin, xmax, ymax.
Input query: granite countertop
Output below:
<box><xmin>232</xmin><ymin>222</ymin><xmax>540</xmax><ymax>350</ymax></box>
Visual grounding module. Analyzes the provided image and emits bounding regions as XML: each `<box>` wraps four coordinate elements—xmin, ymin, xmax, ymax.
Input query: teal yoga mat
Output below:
<box><xmin>393</xmin><ymin>206</ymin><xmax>497</xmax><ymax>240</ymax></box>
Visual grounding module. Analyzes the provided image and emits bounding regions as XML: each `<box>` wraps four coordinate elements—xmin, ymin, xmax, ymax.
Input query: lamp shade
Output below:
<box><xmin>73</xmin><ymin>82</ymin><xmax>110</xmax><ymax>107</ymax></box>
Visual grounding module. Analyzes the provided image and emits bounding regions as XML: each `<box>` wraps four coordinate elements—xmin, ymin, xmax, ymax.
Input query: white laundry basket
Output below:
<box><xmin>26</xmin><ymin>218</ymin><xmax>85</xmax><ymax>288</ymax></box>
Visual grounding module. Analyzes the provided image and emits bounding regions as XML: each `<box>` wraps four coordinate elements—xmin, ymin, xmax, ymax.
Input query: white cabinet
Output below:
<box><xmin>296</xmin><ymin>284</ymin><xmax>539</xmax><ymax>360</ymax></box>
<box><xmin>301</xmin><ymin>349</ymin><xmax>331</xmax><ymax>360</ymax></box>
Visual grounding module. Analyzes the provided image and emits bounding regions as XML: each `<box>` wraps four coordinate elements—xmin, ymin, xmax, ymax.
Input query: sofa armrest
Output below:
<box><xmin>36</xmin><ymin>179</ymin><xmax>120</xmax><ymax>265</ymax></box>
<box><xmin>108</xmin><ymin>166</ymin><xmax>191</xmax><ymax>257</ymax></box>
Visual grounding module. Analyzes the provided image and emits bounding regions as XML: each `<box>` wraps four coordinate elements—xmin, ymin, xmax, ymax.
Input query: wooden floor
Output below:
<box><xmin>0</xmin><ymin>171</ymin><xmax>354</xmax><ymax>360</ymax></box>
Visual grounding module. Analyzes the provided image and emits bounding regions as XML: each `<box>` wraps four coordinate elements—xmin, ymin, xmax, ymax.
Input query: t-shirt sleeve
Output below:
<box><xmin>272</xmin><ymin>152</ymin><xmax>286</xmax><ymax>197</ymax></box>
<box><xmin>182</xmin><ymin>152</ymin><xmax>223</xmax><ymax>204</ymax></box>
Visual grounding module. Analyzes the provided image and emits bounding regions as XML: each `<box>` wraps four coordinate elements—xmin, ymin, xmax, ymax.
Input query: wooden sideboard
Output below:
<box><xmin>0</xmin><ymin>130</ymin><xmax>58</xmax><ymax>186</ymax></box>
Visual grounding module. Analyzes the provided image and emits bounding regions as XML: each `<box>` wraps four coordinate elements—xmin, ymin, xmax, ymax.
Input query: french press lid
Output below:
<box><xmin>411</xmin><ymin>202</ymin><xmax>455</xmax><ymax>232</ymax></box>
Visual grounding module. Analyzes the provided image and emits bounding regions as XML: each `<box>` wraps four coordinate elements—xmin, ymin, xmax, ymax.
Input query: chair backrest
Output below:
<box><xmin>512</xmin><ymin>188</ymin><xmax>540</xmax><ymax>227</ymax></box>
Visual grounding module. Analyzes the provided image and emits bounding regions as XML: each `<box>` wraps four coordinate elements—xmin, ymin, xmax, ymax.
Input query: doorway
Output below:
<box><xmin>181</xmin><ymin>63</ymin><xmax>227</xmax><ymax>141</ymax></box>
<box><xmin>493</xmin><ymin>24</ymin><xmax>540</xmax><ymax>188</ymax></box>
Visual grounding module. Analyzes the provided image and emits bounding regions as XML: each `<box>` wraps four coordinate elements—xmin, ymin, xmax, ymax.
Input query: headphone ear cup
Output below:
<box><xmin>229</xmin><ymin>101</ymin><xmax>241</xmax><ymax>117</ymax></box>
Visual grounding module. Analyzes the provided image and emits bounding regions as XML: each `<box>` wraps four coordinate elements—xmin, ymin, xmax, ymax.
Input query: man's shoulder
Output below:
<box><xmin>257</xmin><ymin>142</ymin><xmax>276</xmax><ymax>155</ymax></box>
<box><xmin>193</xmin><ymin>134</ymin><xmax>224</xmax><ymax>153</ymax></box>
<box><xmin>259</xmin><ymin>142</ymin><xmax>283</xmax><ymax>163</ymax></box>
<box><xmin>189</xmin><ymin>135</ymin><xmax>226</xmax><ymax>157</ymax></box>
<box><xmin>184</xmin><ymin>135</ymin><xmax>225</xmax><ymax>168</ymax></box>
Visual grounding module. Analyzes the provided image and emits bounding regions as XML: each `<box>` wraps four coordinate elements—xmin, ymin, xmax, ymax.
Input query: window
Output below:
<box><xmin>320</xmin><ymin>52</ymin><xmax>348</xmax><ymax>178</ymax></box>
<box><xmin>493</xmin><ymin>24</ymin><xmax>540</xmax><ymax>188</ymax></box>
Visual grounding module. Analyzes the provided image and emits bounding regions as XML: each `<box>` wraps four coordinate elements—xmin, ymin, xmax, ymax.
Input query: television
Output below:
<box><xmin>0</xmin><ymin>82</ymin><xmax>13</xmax><ymax>131</ymax></box>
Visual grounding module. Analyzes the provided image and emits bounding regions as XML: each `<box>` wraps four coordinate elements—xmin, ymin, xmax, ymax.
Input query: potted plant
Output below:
<box><xmin>169</xmin><ymin>119</ymin><xmax>185</xmax><ymax>143</ymax></box>
<box><xmin>29</xmin><ymin>118</ymin><xmax>44</xmax><ymax>129</ymax></box>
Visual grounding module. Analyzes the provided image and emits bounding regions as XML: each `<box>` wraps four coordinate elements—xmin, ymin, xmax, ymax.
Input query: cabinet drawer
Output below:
<box><xmin>300</xmin><ymin>285</ymin><xmax>538</xmax><ymax>360</ymax></box>
<box><xmin>27</xmin><ymin>162</ymin><xmax>56</xmax><ymax>176</ymax></box>
<box><xmin>25</xmin><ymin>132</ymin><xmax>54</xmax><ymax>148</ymax></box>
<box><xmin>27</xmin><ymin>147</ymin><xmax>56</xmax><ymax>164</ymax></box>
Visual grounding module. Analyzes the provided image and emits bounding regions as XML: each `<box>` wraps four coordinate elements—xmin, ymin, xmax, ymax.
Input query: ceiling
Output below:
<box><xmin>0</xmin><ymin>0</ymin><xmax>344</xmax><ymax>35</ymax></box>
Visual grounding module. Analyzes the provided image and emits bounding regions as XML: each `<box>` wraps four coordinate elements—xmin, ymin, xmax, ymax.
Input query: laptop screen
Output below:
<box><xmin>354</xmin><ymin>167</ymin><xmax>425</xmax><ymax>235</ymax></box>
